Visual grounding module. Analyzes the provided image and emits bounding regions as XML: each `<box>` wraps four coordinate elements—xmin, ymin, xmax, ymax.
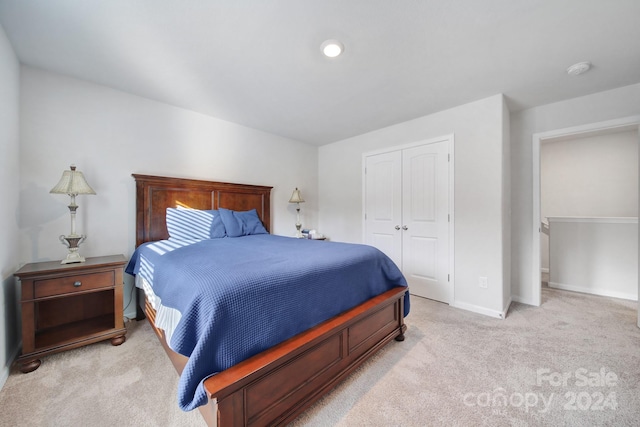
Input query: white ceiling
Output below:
<box><xmin>1</xmin><ymin>0</ymin><xmax>639</xmax><ymax>145</ymax></box>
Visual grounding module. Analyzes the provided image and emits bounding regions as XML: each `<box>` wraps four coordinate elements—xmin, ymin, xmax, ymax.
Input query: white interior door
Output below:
<box><xmin>364</xmin><ymin>140</ymin><xmax>450</xmax><ymax>303</ymax></box>
<box><xmin>364</xmin><ymin>151</ymin><xmax>402</xmax><ymax>266</ymax></box>
<box><xmin>402</xmin><ymin>142</ymin><xmax>450</xmax><ymax>302</ymax></box>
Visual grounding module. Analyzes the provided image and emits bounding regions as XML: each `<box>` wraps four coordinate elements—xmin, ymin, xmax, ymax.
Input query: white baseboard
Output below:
<box><xmin>502</xmin><ymin>298</ymin><xmax>513</xmax><ymax>318</ymax></box>
<box><xmin>511</xmin><ymin>294</ymin><xmax>539</xmax><ymax>306</ymax></box>
<box><xmin>0</xmin><ymin>344</ymin><xmax>21</xmax><ymax>392</ymax></box>
<box><xmin>124</xmin><ymin>307</ymin><xmax>137</xmax><ymax>322</ymax></box>
<box><xmin>451</xmin><ymin>300</ymin><xmax>507</xmax><ymax>319</ymax></box>
<box><xmin>548</xmin><ymin>281</ymin><xmax>638</xmax><ymax>301</ymax></box>
<box><xmin>0</xmin><ymin>367</ymin><xmax>7</xmax><ymax>392</ymax></box>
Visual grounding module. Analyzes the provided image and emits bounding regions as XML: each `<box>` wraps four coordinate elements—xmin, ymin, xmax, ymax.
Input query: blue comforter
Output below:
<box><xmin>126</xmin><ymin>234</ymin><xmax>409</xmax><ymax>411</ymax></box>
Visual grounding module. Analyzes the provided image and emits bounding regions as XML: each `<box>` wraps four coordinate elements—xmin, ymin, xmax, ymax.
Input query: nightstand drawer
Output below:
<box><xmin>35</xmin><ymin>271</ymin><xmax>115</xmax><ymax>298</ymax></box>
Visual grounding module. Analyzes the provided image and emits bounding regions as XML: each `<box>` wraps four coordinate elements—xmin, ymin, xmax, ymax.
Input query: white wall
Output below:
<box><xmin>19</xmin><ymin>66</ymin><xmax>319</xmax><ymax>321</ymax></box>
<box><xmin>319</xmin><ymin>94</ymin><xmax>510</xmax><ymax>318</ymax></box>
<box><xmin>0</xmin><ymin>24</ymin><xmax>21</xmax><ymax>389</ymax></box>
<box><xmin>540</xmin><ymin>129</ymin><xmax>638</xmax><ymax>271</ymax></box>
<box><xmin>542</xmin><ymin>130</ymin><xmax>638</xmax><ymax>217</ymax></box>
<box><xmin>548</xmin><ymin>217</ymin><xmax>637</xmax><ymax>300</ymax></box>
<box><xmin>510</xmin><ymin>83</ymin><xmax>640</xmax><ymax>304</ymax></box>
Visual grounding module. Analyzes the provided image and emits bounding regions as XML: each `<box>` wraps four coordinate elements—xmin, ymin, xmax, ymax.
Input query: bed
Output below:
<box><xmin>129</xmin><ymin>174</ymin><xmax>409</xmax><ymax>426</ymax></box>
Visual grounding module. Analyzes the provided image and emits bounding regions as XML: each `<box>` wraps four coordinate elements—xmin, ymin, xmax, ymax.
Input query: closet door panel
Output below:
<box><xmin>402</xmin><ymin>142</ymin><xmax>449</xmax><ymax>302</ymax></box>
<box><xmin>364</xmin><ymin>151</ymin><xmax>402</xmax><ymax>267</ymax></box>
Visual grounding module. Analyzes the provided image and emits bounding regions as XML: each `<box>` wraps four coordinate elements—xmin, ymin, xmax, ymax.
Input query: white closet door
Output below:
<box><xmin>364</xmin><ymin>151</ymin><xmax>402</xmax><ymax>267</ymax></box>
<box><xmin>402</xmin><ymin>141</ymin><xmax>449</xmax><ymax>302</ymax></box>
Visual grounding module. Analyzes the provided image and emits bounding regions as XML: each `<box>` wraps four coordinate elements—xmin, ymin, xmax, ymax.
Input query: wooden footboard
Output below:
<box><xmin>144</xmin><ymin>287</ymin><xmax>407</xmax><ymax>426</ymax></box>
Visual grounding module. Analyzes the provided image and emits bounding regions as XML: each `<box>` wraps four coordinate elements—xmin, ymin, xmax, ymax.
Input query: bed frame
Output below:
<box><xmin>133</xmin><ymin>174</ymin><xmax>407</xmax><ymax>426</ymax></box>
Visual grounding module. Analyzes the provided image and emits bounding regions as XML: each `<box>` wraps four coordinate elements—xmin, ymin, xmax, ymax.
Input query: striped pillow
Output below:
<box><xmin>166</xmin><ymin>208</ymin><xmax>226</xmax><ymax>242</ymax></box>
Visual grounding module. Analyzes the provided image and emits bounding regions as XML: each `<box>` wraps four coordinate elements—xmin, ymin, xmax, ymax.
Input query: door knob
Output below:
<box><xmin>395</xmin><ymin>225</ymin><xmax>401</xmax><ymax>230</ymax></box>
<box><xmin>402</xmin><ymin>225</ymin><xmax>408</xmax><ymax>230</ymax></box>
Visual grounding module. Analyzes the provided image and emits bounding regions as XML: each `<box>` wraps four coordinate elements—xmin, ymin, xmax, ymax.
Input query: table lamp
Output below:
<box><xmin>50</xmin><ymin>165</ymin><xmax>96</xmax><ymax>264</ymax></box>
<box><xmin>288</xmin><ymin>188</ymin><xmax>305</xmax><ymax>238</ymax></box>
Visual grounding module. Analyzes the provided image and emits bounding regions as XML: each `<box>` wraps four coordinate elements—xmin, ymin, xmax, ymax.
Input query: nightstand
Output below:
<box><xmin>14</xmin><ymin>255</ymin><xmax>127</xmax><ymax>373</ymax></box>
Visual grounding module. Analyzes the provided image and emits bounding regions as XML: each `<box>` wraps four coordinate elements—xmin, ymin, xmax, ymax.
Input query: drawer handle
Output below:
<box><xmin>73</xmin><ymin>281</ymin><xmax>82</xmax><ymax>288</ymax></box>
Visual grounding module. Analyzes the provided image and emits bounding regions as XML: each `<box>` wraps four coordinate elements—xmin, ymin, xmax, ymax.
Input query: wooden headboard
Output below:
<box><xmin>133</xmin><ymin>174</ymin><xmax>272</xmax><ymax>247</ymax></box>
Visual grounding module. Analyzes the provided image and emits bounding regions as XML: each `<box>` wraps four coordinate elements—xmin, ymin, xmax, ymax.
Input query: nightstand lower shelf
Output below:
<box><xmin>34</xmin><ymin>314</ymin><xmax>126</xmax><ymax>350</ymax></box>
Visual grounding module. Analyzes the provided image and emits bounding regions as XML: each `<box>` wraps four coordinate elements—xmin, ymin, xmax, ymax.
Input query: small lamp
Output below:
<box><xmin>288</xmin><ymin>188</ymin><xmax>305</xmax><ymax>238</ymax></box>
<box><xmin>50</xmin><ymin>165</ymin><xmax>96</xmax><ymax>264</ymax></box>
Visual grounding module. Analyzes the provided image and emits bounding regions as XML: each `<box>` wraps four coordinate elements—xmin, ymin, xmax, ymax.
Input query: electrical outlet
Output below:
<box><xmin>479</xmin><ymin>276</ymin><xmax>488</xmax><ymax>289</ymax></box>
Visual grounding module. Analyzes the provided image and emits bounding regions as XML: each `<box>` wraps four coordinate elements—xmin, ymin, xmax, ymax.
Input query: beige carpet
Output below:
<box><xmin>1</xmin><ymin>287</ymin><xmax>639</xmax><ymax>426</ymax></box>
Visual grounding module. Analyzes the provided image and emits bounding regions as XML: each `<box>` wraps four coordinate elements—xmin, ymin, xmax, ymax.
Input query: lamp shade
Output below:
<box><xmin>288</xmin><ymin>188</ymin><xmax>304</xmax><ymax>204</ymax></box>
<box><xmin>50</xmin><ymin>165</ymin><xmax>96</xmax><ymax>196</ymax></box>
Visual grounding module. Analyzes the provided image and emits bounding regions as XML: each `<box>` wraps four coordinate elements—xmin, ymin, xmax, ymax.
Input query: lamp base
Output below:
<box><xmin>61</xmin><ymin>251</ymin><xmax>86</xmax><ymax>264</ymax></box>
<box><xmin>59</xmin><ymin>235</ymin><xmax>87</xmax><ymax>264</ymax></box>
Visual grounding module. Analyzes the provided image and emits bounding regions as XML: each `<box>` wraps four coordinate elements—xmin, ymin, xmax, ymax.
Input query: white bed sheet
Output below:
<box><xmin>136</xmin><ymin>274</ymin><xmax>182</xmax><ymax>347</ymax></box>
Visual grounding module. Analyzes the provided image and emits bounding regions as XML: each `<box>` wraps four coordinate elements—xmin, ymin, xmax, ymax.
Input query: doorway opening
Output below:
<box><xmin>532</xmin><ymin>116</ymin><xmax>640</xmax><ymax>306</ymax></box>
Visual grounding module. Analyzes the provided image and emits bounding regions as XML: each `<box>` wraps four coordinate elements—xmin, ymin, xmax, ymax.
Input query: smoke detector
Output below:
<box><xmin>566</xmin><ymin>61</ymin><xmax>591</xmax><ymax>76</ymax></box>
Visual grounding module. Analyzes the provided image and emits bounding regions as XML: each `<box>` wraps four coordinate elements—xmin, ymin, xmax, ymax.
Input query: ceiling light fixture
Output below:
<box><xmin>566</xmin><ymin>61</ymin><xmax>591</xmax><ymax>76</ymax></box>
<box><xmin>321</xmin><ymin>39</ymin><xmax>344</xmax><ymax>58</ymax></box>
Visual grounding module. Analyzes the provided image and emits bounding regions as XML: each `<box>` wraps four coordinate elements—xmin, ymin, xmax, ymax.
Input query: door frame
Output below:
<box><xmin>531</xmin><ymin>115</ymin><xmax>640</xmax><ymax>307</ymax></box>
<box><xmin>362</xmin><ymin>134</ymin><xmax>455</xmax><ymax>304</ymax></box>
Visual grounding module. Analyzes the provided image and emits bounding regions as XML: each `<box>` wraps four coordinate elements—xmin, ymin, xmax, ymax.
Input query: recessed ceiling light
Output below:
<box><xmin>321</xmin><ymin>39</ymin><xmax>344</xmax><ymax>58</ymax></box>
<box><xmin>566</xmin><ymin>61</ymin><xmax>591</xmax><ymax>76</ymax></box>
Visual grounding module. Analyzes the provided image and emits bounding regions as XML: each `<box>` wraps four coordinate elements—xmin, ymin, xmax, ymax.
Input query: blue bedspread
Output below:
<box><xmin>126</xmin><ymin>234</ymin><xmax>409</xmax><ymax>411</ymax></box>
